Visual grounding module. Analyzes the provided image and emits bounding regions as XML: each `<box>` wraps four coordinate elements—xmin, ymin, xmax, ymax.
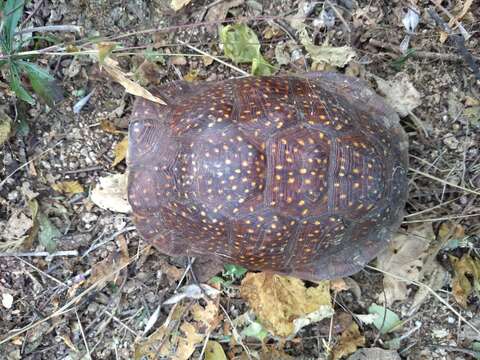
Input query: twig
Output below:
<box><xmin>75</xmin><ymin>309</ymin><xmax>92</xmax><ymax>360</ymax></box>
<box><xmin>0</xmin><ymin>250</ymin><xmax>78</xmax><ymax>257</ymax></box>
<box><xmin>0</xmin><ymin>247</ymin><xmax>147</xmax><ymax>346</ymax></box>
<box><xmin>409</xmin><ymin>167</ymin><xmax>480</xmax><ymax>197</ymax></box>
<box><xmin>15</xmin><ymin>256</ymin><xmax>67</xmax><ymax>288</ymax></box>
<box><xmin>0</xmin><ymin>139</ymin><xmax>63</xmax><ymax>188</ymax></box>
<box><xmin>178</xmin><ymin>40</ymin><xmax>250</xmax><ymax>77</ymax></box>
<box><xmin>102</xmin><ymin>309</ymin><xmax>138</xmax><ymax>337</ymax></box>
<box><xmin>325</xmin><ymin>0</ymin><xmax>351</xmax><ymax>32</ymax></box>
<box><xmin>16</xmin><ymin>25</ymin><xmax>83</xmax><ymax>35</ymax></box>
<box><xmin>427</xmin><ymin>7</ymin><xmax>480</xmax><ymax>80</ymax></box>
<box><xmin>365</xmin><ymin>264</ymin><xmax>480</xmax><ymax>337</ymax></box>
<box><xmin>403</xmin><ymin>213</ymin><xmax>480</xmax><ymax>224</ymax></box>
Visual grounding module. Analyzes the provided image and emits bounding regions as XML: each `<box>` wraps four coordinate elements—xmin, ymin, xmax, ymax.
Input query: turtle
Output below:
<box><xmin>126</xmin><ymin>72</ymin><xmax>408</xmax><ymax>281</ymax></box>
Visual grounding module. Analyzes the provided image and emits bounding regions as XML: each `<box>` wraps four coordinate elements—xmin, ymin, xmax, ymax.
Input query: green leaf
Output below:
<box><xmin>219</xmin><ymin>23</ymin><xmax>273</xmax><ymax>75</ymax></box>
<box><xmin>241</xmin><ymin>321</ymin><xmax>269</xmax><ymax>341</ymax></box>
<box><xmin>2</xmin><ymin>0</ymin><xmax>25</xmax><ymax>52</ymax></box>
<box><xmin>391</xmin><ymin>48</ymin><xmax>416</xmax><ymax>71</ymax></box>
<box><xmin>368</xmin><ymin>303</ymin><xmax>402</xmax><ymax>334</ymax></box>
<box><xmin>9</xmin><ymin>62</ymin><xmax>35</xmax><ymax>104</ymax></box>
<box><xmin>37</xmin><ymin>211</ymin><xmax>61</xmax><ymax>253</ymax></box>
<box><xmin>19</xmin><ymin>61</ymin><xmax>64</xmax><ymax>106</ymax></box>
<box><xmin>224</xmin><ymin>263</ymin><xmax>247</xmax><ymax>278</ymax></box>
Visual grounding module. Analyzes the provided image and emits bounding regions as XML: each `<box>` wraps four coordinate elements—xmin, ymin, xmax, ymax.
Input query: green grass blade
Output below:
<box><xmin>2</xmin><ymin>0</ymin><xmax>25</xmax><ymax>52</ymax></box>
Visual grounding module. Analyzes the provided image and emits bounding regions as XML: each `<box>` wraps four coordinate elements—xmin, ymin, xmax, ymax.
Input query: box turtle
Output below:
<box><xmin>127</xmin><ymin>72</ymin><xmax>408</xmax><ymax>281</ymax></box>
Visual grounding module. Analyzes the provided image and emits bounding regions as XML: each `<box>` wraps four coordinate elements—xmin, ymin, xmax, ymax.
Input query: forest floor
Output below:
<box><xmin>1</xmin><ymin>0</ymin><xmax>480</xmax><ymax>359</ymax></box>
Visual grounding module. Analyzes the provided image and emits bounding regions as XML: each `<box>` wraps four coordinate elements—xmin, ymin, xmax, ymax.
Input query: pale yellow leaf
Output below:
<box><xmin>90</xmin><ymin>173</ymin><xmax>132</xmax><ymax>213</ymax></box>
<box><xmin>205</xmin><ymin>340</ymin><xmax>227</xmax><ymax>360</ymax></box>
<box><xmin>102</xmin><ymin>57</ymin><xmax>166</xmax><ymax>105</ymax></box>
<box><xmin>171</xmin><ymin>0</ymin><xmax>191</xmax><ymax>11</ymax></box>
<box><xmin>173</xmin><ymin>322</ymin><xmax>204</xmax><ymax>360</ymax></box>
<box><xmin>112</xmin><ymin>137</ymin><xmax>128</xmax><ymax>167</ymax></box>
<box><xmin>240</xmin><ymin>273</ymin><xmax>332</xmax><ymax>337</ymax></box>
<box><xmin>450</xmin><ymin>254</ymin><xmax>480</xmax><ymax>308</ymax></box>
<box><xmin>52</xmin><ymin>181</ymin><xmax>84</xmax><ymax>195</ymax></box>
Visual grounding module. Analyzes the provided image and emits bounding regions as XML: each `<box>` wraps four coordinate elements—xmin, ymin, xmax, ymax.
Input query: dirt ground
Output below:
<box><xmin>1</xmin><ymin>0</ymin><xmax>480</xmax><ymax>359</ymax></box>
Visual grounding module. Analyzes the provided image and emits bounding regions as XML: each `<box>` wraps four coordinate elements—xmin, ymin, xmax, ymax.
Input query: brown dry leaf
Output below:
<box><xmin>102</xmin><ymin>57</ymin><xmax>166</xmax><ymax>105</ymax></box>
<box><xmin>100</xmin><ymin>119</ymin><xmax>122</xmax><ymax>134</ymax></box>
<box><xmin>450</xmin><ymin>254</ymin><xmax>480</xmax><ymax>308</ymax></box>
<box><xmin>202</xmin><ymin>55</ymin><xmax>214</xmax><ymax>66</ymax></box>
<box><xmin>112</xmin><ymin>136</ymin><xmax>128</xmax><ymax>167</ymax></box>
<box><xmin>134</xmin><ymin>303</ymin><xmax>184</xmax><ymax>360</ymax></box>
<box><xmin>183</xmin><ymin>70</ymin><xmax>199</xmax><ymax>82</ymax></box>
<box><xmin>347</xmin><ymin>348</ymin><xmax>401</xmax><ymax>360</ymax></box>
<box><xmin>374</xmin><ymin>73</ymin><xmax>421</xmax><ymax>117</ymax></box>
<box><xmin>173</xmin><ymin>322</ymin><xmax>204</xmax><ymax>360</ymax></box>
<box><xmin>0</xmin><ymin>109</ymin><xmax>12</xmax><ymax>146</ymax></box>
<box><xmin>205</xmin><ymin>0</ymin><xmax>243</xmax><ymax>23</ymax></box>
<box><xmin>259</xmin><ymin>348</ymin><xmax>295</xmax><ymax>359</ymax></box>
<box><xmin>448</xmin><ymin>0</ymin><xmax>474</xmax><ymax>27</ymax></box>
<box><xmin>376</xmin><ymin>224</ymin><xmax>433</xmax><ymax>304</ymax></box>
<box><xmin>51</xmin><ymin>181</ymin><xmax>84</xmax><ymax>195</ymax></box>
<box><xmin>331</xmin><ymin>278</ymin><xmax>349</xmax><ymax>293</ymax></box>
<box><xmin>170</xmin><ymin>55</ymin><xmax>187</xmax><ymax>66</ymax></box>
<box><xmin>1</xmin><ymin>209</ymin><xmax>33</xmax><ymax>245</ymax></box>
<box><xmin>91</xmin><ymin>173</ymin><xmax>132</xmax><ymax>213</ymax></box>
<box><xmin>170</xmin><ymin>0</ymin><xmax>191</xmax><ymax>11</ymax></box>
<box><xmin>332</xmin><ymin>322</ymin><xmax>365</xmax><ymax>360</ymax></box>
<box><xmin>240</xmin><ymin>273</ymin><xmax>332</xmax><ymax>337</ymax></box>
<box><xmin>192</xmin><ymin>300</ymin><xmax>221</xmax><ymax>331</ymax></box>
<box><xmin>84</xmin><ymin>237</ymin><xmax>130</xmax><ymax>289</ymax></box>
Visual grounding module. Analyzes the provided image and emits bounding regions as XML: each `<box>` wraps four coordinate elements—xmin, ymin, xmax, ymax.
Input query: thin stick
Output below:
<box><xmin>365</xmin><ymin>264</ymin><xmax>480</xmax><ymax>337</ymax></box>
<box><xmin>16</xmin><ymin>25</ymin><xmax>83</xmax><ymax>35</ymax></box>
<box><xmin>325</xmin><ymin>0</ymin><xmax>351</xmax><ymax>32</ymax></box>
<box><xmin>405</xmin><ymin>197</ymin><xmax>460</xmax><ymax>218</ymax></box>
<box><xmin>409</xmin><ymin>167</ymin><xmax>480</xmax><ymax>197</ymax></box>
<box><xmin>403</xmin><ymin>213</ymin><xmax>480</xmax><ymax>224</ymax></box>
<box><xmin>0</xmin><ymin>250</ymin><xmax>78</xmax><ymax>257</ymax></box>
<box><xmin>0</xmin><ymin>247</ymin><xmax>147</xmax><ymax>345</ymax></box>
<box><xmin>0</xmin><ymin>140</ymin><xmax>63</xmax><ymax>188</ymax></box>
<box><xmin>16</xmin><ymin>256</ymin><xmax>66</xmax><ymax>288</ymax></box>
<box><xmin>75</xmin><ymin>309</ymin><xmax>92</xmax><ymax>360</ymax></box>
<box><xmin>102</xmin><ymin>309</ymin><xmax>138</xmax><ymax>337</ymax></box>
<box><xmin>178</xmin><ymin>40</ymin><xmax>250</xmax><ymax>77</ymax></box>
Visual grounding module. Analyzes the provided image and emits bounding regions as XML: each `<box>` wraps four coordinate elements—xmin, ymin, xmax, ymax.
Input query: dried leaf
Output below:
<box><xmin>205</xmin><ymin>341</ymin><xmax>227</xmax><ymax>360</ymax></box>
<box><xmin>374</xmin><ymin>73</ymin><xmax>421</xmax><ymax>117</ymax></box>
<box><xmin>376</xmin><ymin>224</ymin><xmax>433</xmax><ymax>304</ymax></box>
<box><xmin>346</xmin><ymin>348</ymin><xmax>401</xmax><ymax>360</ymax></box>
<box><xmin>90</xmin><ymin>173</ymin><xmax>132</xmax><ymax>213</ymax></box>
<box><xmin>450</xmin><ymin>254</ymin><xmax>480</xmax><ymax>308</ymax></box>
<box><xmin>174</xmin><ymin>322</ymin><xmax>204</xmax><ymax>360</ymax></box>
<box><xmin>259</xmin><ymin>348</ymin><xmax>295</xmax><ymax>359</ymax></box>
<box><xmin>97</xmin><ymin>42</ymin><xmax>117</xmax><ymax>64</ymax></box>
<box><xmin>192</xmin><ymin>300</ymin><xmax>221</xmax><ymax>331</ymax></box>
<box><xmin>163</xmin><ymin>284</ymin><xmax>220</xmax><ymax>305</ymax></box>
<box><xmin>1</xmin><ymin>210</ymin><xmax>33</xmax><ymax>243</ymax></box>
<box><xmin>300</xmin><ymin>28</ymin><xmax>355</xmax><ymax>68</ymax></box>
<box><xmin>52</xmin><ymin>181</ymin><xmax>84</xmax><ymax>195</ymax></box>
<box><xmin>205</xmin><ymin>0</ymin><xmax>244</xmax><ymax>23</ymax></box>
<box><xmin>0</xmin><ymin>110</ymin><xmax>12</xmax><ymax>146</ymax></box>
<box><xmin>170</xmin><ymin>0</ymin><xmax>191</xmax><ymax>11</ymax></box>
<box><xmin>332</xmin><ymin>322</ymin><xmax>365</xmax><ymax>360</ymax></box>
<box><xmin>448</xmin><ymin>0</ymin><xmax>474</xmax><ymax>27</ymax></box>
<box><xmin>112</xmin><ymin>136</ymin><xmax>128</xmax><ymax>166</ymax></box>
<box><xmin>102</xmin><ymin>57</ymin><xmax>166</xmax><ymax>105</ymax></box>
<box><xmin>100</xmin><ymin>119</ymin><xmax>122</xmax><ymax>134</ymax></box>
<box><xmin>240</xmin><ymin>273</ymin><xmax>332</xmax><ymax>337</ymax></box>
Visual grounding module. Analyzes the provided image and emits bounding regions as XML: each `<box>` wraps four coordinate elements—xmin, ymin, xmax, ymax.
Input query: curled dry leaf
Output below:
<box><xmin>332</xmin><ymin>322</ymin><xmax>365</xmax><ymax>360</ymax></box>
<box><xmin>376</xmin><ymin>224</ymin><xmax>433</xmax><ymax>304</ymax></box>
<box><xmin>102</xmin><ymin>57</ymin><xmax>166</xmax><ymax>105</ymax></box>
<box><xmin>373</xmin><ymin>73</ymin><xmax>421</xmax><ymax>117</ymax></box>
<box><xmin>450</xmin><ymin>254</ymin><xmax>480</xmax><ymax>308</ymax></box>
<box><xmin>240</xmin><ymin>272</ymin><xmax>332</xmax><ymax>337</ymax></box>
<box><xmin>112</xmin><ymin>136</ymin><xmax>128</xmax><ymax>167</ymax></box>
<box><xmin>90</xmin><ymin>173</ymin><xmax>132</xmax><ymax>213</ymax></box>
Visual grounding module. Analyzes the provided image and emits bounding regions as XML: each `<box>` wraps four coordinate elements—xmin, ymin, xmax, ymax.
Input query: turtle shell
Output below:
<box><xmin>127</xmin><ymin>72</ymin><xmax>408</xmax><ymax>281</ymax></box>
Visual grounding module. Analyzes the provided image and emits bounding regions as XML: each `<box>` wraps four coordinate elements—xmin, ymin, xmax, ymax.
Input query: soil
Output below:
<box><xmin>1</xmin><ymin>0</ymin><xmax>479</xmax><ymax>359</ymax></box>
